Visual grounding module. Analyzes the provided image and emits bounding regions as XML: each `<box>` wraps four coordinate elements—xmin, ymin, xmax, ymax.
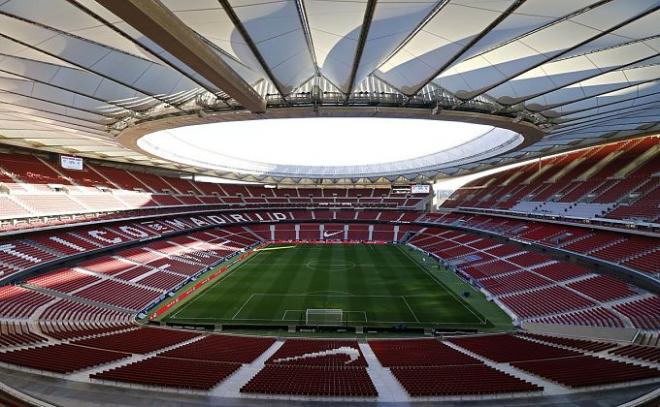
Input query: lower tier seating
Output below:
<box><xmin>611</xmin><ymin>345</ymin><xmax>660</xmax><ymax>363</ymax></box>
<box><xmin>159</xmin><ymin>334</ymin><xmax>275</xmax><ymax>364</ymax></box>
<box><xmin>241</xmin><ymin>365</ymin><xmax>377</xmax><ymax>397</ymax></box>
<box><xmin>266</xmin><ymin>340</ymin><xmax>367</xmax><ymax>367</ymax></box>
<box><xmin>0</xmin><ymin>322</ymin><xmax>47</xmax><ymax>348</ymax></box>
<box><xmin>613</xmin><ymin>297</ymin><xmax>660</xmax><ymax>330</ymax></box>
<box><xmin>512</xmin><ymin>355</ymin><xmax>659</xmax><ymax>388</ymax></box>
<box><xmin>0</xmin><ymin>344</ymin><xmax>127</xmax><ymax>373</ymax></box>
<box><xmin>391</xmin><ymin>365</ymin><xmax>541</xmax><ymax>397</ymax></box>
<box><xmin>39</xmin><ymin>322</ymin><xmax>134</xmax><ymax>341</ymax></box>
<box><xmin>26</xmin><ymin>268</ymin><xmax>100</xmax><ymax>293</ymax></box>
<box><xmin>529</xmin><ymin>306</ymin><xmax>624</xmax><ymax>328</ymax></box>
<box><xmin>92</xmin><ymin>357</ymin><xmax>240</xmax><ymax>390</ymax></box>
<box><xmin>516</xmin><ymin>333</ymin><xmax>617</xmax><ymax>352</ymax></box>
<box><xmin>499</xmin><ymin>286</ymin><xmax>595</xmax><ymax>318</ymax></box>
<box><xmin>74</xmin><ymin>280</ymin><xmax>161</xmax><ymax>311</ymax></box>
<box><xmin>0</xmin><ymin>286</ymin><xmax>52</xmax><ymax>318</ymax></box>
<box><xmin>369</xmin><ymin>339</ymin><xmax>478</xmax><ymax>367</ymax></box>
<box><xmin>448</xmin><ymin>335</ymin><xmax>578</xmax><ymax>362</ymax></box>
<box><xmin>73</xmin><ymin>328</ymin><xmax>200</xmax><ymax>354</ymax></box>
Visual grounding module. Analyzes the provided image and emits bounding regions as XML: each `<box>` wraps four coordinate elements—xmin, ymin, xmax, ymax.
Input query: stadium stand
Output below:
<box><xmin>72</xmin><ymin>328</ymin><xmax>200</xmax><ymax>354</ymax></box>
<box><xmin>443</xmin><ymin>137</ymin><xmax>659</xmax><ymax>222</ymax></box>
<box><xmin>242</xmin><ymin>340</ymin><xmax>377</xmax><ymax>397</ymax></box>
<box><xmin>611</xmin><ymin>345</ymin><xmax>660</xmax><ymax>364</ymax></box>
<box><xmin>0</xmin><ymin>136</ymin><xmax>658</xmax><ymax>403</ymax></box>
<box><xmin>369</xmin><ymin>338</ymin><xmax>541</xmax><ymax>397</ymax></box>
<box><xmin>0</xmin><ymin>1</ymin><xmax>659</xmax><ymax>403</ymax></box>
<box><xmin>0</xmin><ymin>343</ymin><xmax>128</xmax><ymax>374</ymax></box>
<box><xmin>92</xmin><ymin>357</ymin><xmax>241</xmax><ymax>390</ymax></box>
<box><xmin>0</xmin><ymin>151</ymin><xmax>431</xmax><ymax>235</ymax></box>
<box><xmin>389</xmin><ymin>365</ymin><xmax>541</xmax><ymax>397</ymax></box>
<box><xmin>407</xmin><ymin>224</ymin><xmax>659</xmax><ymax>328</ymax></box>
<box><xmin>159</xmin><ymin>335</ymin><xmax>275</xmax><ymax>364</ymax></box>
<box><xmin>512</xmin><ymin>356</ymin><xmax>659</xmax><ymax>388</ymax></box>
<box><xmin>241</xmin><ymin>365</ymin><xmax>378</xmax><ymax>397</ymax></box>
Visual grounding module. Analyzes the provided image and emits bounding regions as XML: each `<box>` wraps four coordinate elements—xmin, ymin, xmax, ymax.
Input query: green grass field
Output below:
<box><xmin>159</xmin><ymin>244</ymin><xmax>511</xmax><ymax>330</ymax></box>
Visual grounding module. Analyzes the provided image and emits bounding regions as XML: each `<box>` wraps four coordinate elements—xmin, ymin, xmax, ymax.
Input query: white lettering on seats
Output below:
<box><xmin>0</xmin><ymin>244</ymin><xmax>41</xmax><ymax>263</ymax></box>
<box><xmin>272</xmin><ymin>212</ymin><xmax>287</xmax><ymax>220</ymax></box>
<box><xmin>230</xmin><ymin>214</ymin><xmax>247</xmax><ymax>222</ymax></box>
<box><xmin>163</xmin><ymin>219</ymin><xmax>190</xmax><ymax>230</ymax></box>
<box><xmin>87</xmin><ymin>230</ymin><xmax>122</xmax><ymax>244</ymax></box>
<box><xmin>49</xmin><ymin>236</ymin><xmax>85</xmax><ymax>252</ymax></box>
<box><xmin>189</xmin><ymin>217</ymin><xmax>209</xmax><ymax>227</ymax></box>
<box><xmin>206</xmin><ymin>215</ymin><xmax>226</xmax><ymax>224</ymax></box>
<box><xmin>118</xmin><ymin>226</ymin><xmax>149</xmax><ymax>238</ymax></box>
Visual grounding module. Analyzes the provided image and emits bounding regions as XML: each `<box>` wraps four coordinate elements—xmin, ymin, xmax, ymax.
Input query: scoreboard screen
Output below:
<box><xmin>60</xmin><ymin>155</ymin><xmax>83</xmax><ymax>171</ymax></box>
<box><xmin>411</xmin><ymin>184</ymin><xmax>431</xmax><ymax>194</ymax></box>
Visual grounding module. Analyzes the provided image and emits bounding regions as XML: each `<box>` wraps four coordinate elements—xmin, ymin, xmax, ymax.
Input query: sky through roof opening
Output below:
<box><xmin>145</xmin><ymin>118</ymin><xmax>495</xmax><ymax>167</ymax></box>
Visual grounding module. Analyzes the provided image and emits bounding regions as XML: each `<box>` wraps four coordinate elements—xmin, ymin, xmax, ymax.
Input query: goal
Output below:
<box><xmin>305</xmin><ymin>309</ymin><xmax>343</xmax><ymax>326</ymax></box>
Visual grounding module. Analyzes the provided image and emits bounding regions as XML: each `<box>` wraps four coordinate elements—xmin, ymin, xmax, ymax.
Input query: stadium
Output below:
<box><xmin>0</xmin><ymin>0</ymin><xmax>658</xmax><ymax>405</ymax></box>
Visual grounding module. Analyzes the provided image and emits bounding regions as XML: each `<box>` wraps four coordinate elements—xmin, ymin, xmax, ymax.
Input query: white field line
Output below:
<box><xmin>398</xmin><ymin>245</ymin><xmax>487</xmax><ymax>325</ymax></box>
<box><xmin>169</xmin><ymin>249</ymin><xmax>266</xmax><ymax>319</ymax></box>
<box><xmin>401</xmin><ymin>296</ymin><xmax>420</xmax><ymax>322</ymax></box>
<box><xmin>232</xmin><ymin>293</ymin><xmax>257</xmax><ymax>320</ymax></box>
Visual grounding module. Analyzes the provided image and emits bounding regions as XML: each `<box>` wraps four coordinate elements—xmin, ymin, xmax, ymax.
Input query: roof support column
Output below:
<box><xmin>95</xmin><ymin>0</ymin><xmax>267</xmax><ymax>113</ymax></box>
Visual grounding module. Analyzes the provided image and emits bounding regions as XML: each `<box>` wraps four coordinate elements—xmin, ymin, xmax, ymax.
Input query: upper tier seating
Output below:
<box><xmin>442</xmin><ymin>136</ymin><xmax>658</xmax><ymax>222</ymax></box>
<box><xmin>1</xmin><ymin>151</ymin><xmax>430</xmax><ymax>229</ymax></box>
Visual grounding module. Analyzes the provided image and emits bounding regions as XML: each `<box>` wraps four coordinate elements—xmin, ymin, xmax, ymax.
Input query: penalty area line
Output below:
<box><xmin>401</xmin><ymin>296</ymin><xmax>420</xmax><ymax>323</ymax></box>
<box><xmin>399</xmin><ymin>245</ymin><xmax>487</xmax><ymax>325</ymax></box>
<box><xmin>231</xmin><ymin>293</ymin><xmax>256</xmax><ymax>320</ymax></box>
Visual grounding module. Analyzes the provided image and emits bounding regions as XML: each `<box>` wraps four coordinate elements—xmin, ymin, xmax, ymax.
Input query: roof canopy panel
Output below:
<box><xmin>0</xmin><ymin>0</ymin><xmax>655</xmax><ymax>184</ymax></box>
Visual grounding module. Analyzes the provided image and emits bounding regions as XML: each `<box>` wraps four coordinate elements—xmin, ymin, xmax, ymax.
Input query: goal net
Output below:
<box><xmin>305</xmin><ymin>309</ymin><xmax>343</xmax><ymax>326</ymax></box>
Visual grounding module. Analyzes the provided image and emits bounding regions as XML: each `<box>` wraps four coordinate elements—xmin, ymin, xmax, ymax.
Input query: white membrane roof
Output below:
<box><xmin>0</xmin><ymin>0</ymin><xmax>656</xmax><ymax>183</ymax></box>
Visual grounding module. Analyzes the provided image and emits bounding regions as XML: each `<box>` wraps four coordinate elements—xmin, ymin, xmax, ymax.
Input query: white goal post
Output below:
<box><xmin>305</xmin><ymin>309</ymin><xmax>343</xmax><ymax>325</ymax></box>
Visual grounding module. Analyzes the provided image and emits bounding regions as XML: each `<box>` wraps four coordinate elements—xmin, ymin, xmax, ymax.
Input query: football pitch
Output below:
<box><xmin>160</xmin><ymin>244</ymin><xmax>499</xmax><ymax>329</ymax></box>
